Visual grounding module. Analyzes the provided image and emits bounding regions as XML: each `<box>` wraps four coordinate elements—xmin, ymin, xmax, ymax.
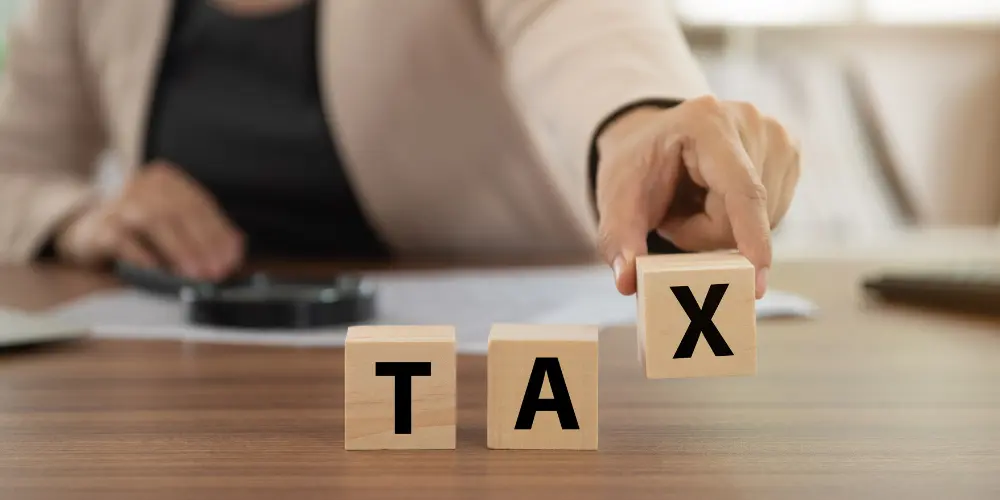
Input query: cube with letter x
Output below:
<box><xmin>487</xmin><ymin>324</ymin><xmax>598</xmax><ymax>450</ymax></box>
<box><xmin>636</xmin><ymin>253</ymin><xmax>757</xmax><ymax>379</ymax></box>
<box><xmin>344</xmin><ymin>325</ymin><xmax>456</xmax><ymax>450</ymax></box>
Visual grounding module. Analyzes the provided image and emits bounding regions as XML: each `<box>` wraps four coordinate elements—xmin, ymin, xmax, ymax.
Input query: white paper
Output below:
<box><xmin>0</xmin><ymin>309</ymin><xmax>86</xmax><ymax>347</ymax></box>
<box><xmin>50</xmin><ymin>266</ymin><xmax>817</xmax><ymax>353</ymax></box>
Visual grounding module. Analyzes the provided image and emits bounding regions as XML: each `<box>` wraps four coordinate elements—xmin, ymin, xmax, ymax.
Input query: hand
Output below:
<box><xmin>596</xmin><ymin>96</ymin><xmax>801</xmax><ymax>299</ymax></box>
<box><xmin>54</xmin><ymin>161</ymin><xmax>245</xmax><ymax>280</ymax></box>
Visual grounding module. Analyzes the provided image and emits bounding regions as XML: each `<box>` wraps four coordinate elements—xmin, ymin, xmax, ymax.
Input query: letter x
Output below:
<box><xmin>670</xmin><ymin>284</ymin><xmax>734</xmax><ymax>358</ymax></box>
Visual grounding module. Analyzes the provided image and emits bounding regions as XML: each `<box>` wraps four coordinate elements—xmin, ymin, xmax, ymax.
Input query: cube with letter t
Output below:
<box><xmin>636</xmin><ymin>253</ymin><xmax>757</xmax><ymax>379</ymax></box>
<box><xmin>344</xmin><ymin>325</ymin><xmax>456</xmax><ymax>450</ymax></box>
<box><xmin>487</xmin><ymin>324</ymin><xmax>598</xmax><ymax>450</ymax></box>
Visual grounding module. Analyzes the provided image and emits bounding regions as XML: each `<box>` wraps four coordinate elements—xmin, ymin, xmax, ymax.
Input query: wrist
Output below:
<box><xmin>587</xmin><ymin>98</ymin><xmax>684</xmax><ymax>219</ymax></box>
<box><xmin>597</xmin><ymin>106</ymin><xmax>663</xmax><ymax>148</ymax></box>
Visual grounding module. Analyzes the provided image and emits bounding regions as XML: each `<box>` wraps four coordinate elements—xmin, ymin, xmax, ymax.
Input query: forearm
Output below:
<box><xmin>482</xmin><ymin>0</ymin><xmax>710</xmax><ymax>238</ymax></box>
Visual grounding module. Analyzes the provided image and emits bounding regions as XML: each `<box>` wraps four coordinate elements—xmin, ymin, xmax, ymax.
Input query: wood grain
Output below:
<box><xmin>487</xmin><ymin>324</ymin><xmax>599</xmax><ymax>450</ymax></box>
<box><xmin>344</xmin><ymin>325</ymin><xmax>456</xmax><ymax>450</ymax></box>
<box><xmin>1</xmin><ymin>260</ymin><xmax>999</xmax><ymax>499</ymax></box>
<box><xmin>636</xmin><ymin>253</ymin><xmax>757</xmax><ymax>379</ymax></box>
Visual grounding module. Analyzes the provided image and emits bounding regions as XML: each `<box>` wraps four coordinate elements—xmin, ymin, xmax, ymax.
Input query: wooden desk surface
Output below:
<box><xmin>1</xmin><ymin>259</ymin><xmax>999</xmax><ymax>500</ymax></box>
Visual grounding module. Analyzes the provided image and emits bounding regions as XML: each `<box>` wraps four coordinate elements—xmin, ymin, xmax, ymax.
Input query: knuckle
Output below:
<box><xmin>762</xmin><ymin>113</ymin><xmax>781</xmax><ymax>133</ymax></box>
<box><xmin>746</xmin><ymin>183</ymin><xmax>769</xmax><ymax>204</ymax></box>
<box><xmin>738</xmin><ymin>101</ymin><xmax>761</xmax><ymax>119</ymax></box>
<box><xmin>155</xmin><ymin>207</ymin><xmax>184</xmax><ymax>224</ymax></box>
<box><xmin>143</xmin><ymin>166</ymin><xmax>167</xmax><ymax>183</ymax></box>
<box><xmin>121</xmin><ymin>247</ymin><xmax>148</xmax><ymax>265</ymax></box>
<box><xmin>169</xmin><ymin>246</ymin><xmax>194</xmax><ymax>264</ymax></box>
<box><xmin>148</xmin><ymin>161</ymin><xmax>176</xmax><ymax>176</ymax></box>
<box><xmin>139</xmin><ymin>211</ymin><xmax>168</xmax><ymax>229</ymax></box>
<box><xmin>98</xmin><ymin>224</ymin><xmax>125</xmax><ymax>250</ymax></box>
<box><xmin>146</xmin><ymin>164</ymin><xmax>165</xmax><ymax>177</ymax></box>
<box><xmin>691</xmin><ymin>94</ymin><xmax>721</xmax><ymax>107</ymax></box>
<box><xmin>690</xmin><ymin>95</ymin><xmax>724</xmax><ymax>116</ymax></box>
<box><xmin>766</xmin><ymin>119</ymin><xmax>794</xmax><ymax>149</ymax></box>
<box><xmin>121</xmin><ymin>204</ymin><xmax>152</xmax><ymax>227</ymax></box>
<box><xmin>596</xmin><ymin>224</ymin><xmax>621</xmax><ymax>262</ymax></box>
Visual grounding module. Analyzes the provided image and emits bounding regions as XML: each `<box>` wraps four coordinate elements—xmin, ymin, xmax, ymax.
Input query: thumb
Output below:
<box><xmin>597</xmin><ymin>157</ymin><xmax>682</xmax><ymax>295</ymax></box>
<box><xmin>596</xmin><ymin>122</ymin><xmax>687</xmax><ymax>295</ymax></box>
<box><xmin>598</xmin><ymin>208</ymin><xmax>649</xmax><ymax>296</ymax></box>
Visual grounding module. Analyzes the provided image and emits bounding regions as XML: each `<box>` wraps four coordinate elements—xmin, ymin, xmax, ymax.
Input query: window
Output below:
<box><xmin>675</xmin><ymin>0</ymin><xmax>1000</xmax><ymax>25</ymax></box>
<box><xmin>866</xmin><ymin>0</ymin><xmax>1000</xmax><ymax>23</ymax></box>
<box><xmin>0</xmin><ymin>0</ymin><xmax>22</xmax><ymax>35</ymax></box>
<box><xmin>674</xmin><ymin>0</ymin><xmax>855</xmax><ymax>25</ymax></box>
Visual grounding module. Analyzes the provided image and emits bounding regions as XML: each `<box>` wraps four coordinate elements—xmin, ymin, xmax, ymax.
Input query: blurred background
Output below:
<box><xmin>675</xmin><ymin>0</ymin><xmax>1000</xmax><ymax>252</ymax></box>
<box><xmin>0</xmin><ymin>0</ymin><xmax>996</xmax><ymax>252</ymax></box>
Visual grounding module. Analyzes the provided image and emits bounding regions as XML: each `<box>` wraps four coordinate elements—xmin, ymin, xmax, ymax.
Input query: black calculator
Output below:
<box><xmin>113</xmin><ymin>261</ymin><xmax>376</xmax><ymax>329</ymax></box>
<box><xmin>863</xmin><ymin>269</ymin><xmax>1000</xmax><ymax>317</ymax></box>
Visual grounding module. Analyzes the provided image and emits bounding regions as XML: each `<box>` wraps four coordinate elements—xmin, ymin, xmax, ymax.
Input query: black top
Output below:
<box><xmin>145</xmin><ymin>0</ymin><xmax>389</xmax><ymax>259</ymax></box>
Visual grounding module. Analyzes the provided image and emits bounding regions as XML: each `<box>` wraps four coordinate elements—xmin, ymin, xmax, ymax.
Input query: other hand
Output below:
<box><xmin>54</xmin><ymin>161</ymin><xmax>244</xmax><ymax>280</ymax></box>
<box><xmin>596</xmin><ymin>96</ymin><xmax>801</xmax><ymax>299</ymax></box>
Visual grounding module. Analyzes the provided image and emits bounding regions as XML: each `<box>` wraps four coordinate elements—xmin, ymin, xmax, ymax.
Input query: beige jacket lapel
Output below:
<box><xmin>317</xmin><ymin>0</ymin><xmax>406</xmax><ymax>254</ymax></box>
<box><xmin>105</xmin><ymin>0</ymin><xmax>173</xmax><ymax>176</ymax></box>
<box><xmin>315</xmin><ymin>0</ymin><xmax>592</xmax><ymax>258</ymax></box>
<box><xmin>98</xmin><ymin>0</ymin><xmax>173</xmax><ymax>175</ymax></box>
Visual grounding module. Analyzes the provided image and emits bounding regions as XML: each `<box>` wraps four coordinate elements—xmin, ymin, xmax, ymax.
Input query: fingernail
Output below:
<box><xmin>612</xmin><ymin>255</ymin><xmax>626</xmax><ymax>284</ymax></box>
<box><xmin>756</xmin><ymin>267</ymin><xmax>769</xmax><ymax>298</ymax></box>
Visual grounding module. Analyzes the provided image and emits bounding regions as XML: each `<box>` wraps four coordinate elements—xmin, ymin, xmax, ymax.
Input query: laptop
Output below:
<box><xmin>0</xmin><ymin>308</ymin><xmax>87</xmax><ymax>348</ymax></box>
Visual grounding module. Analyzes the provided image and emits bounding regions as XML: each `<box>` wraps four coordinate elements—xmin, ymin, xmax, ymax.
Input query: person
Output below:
<box><xmin>0</xmin><ymin>0</ymin><xmax>799</xmax><ymax>298</ymax></box>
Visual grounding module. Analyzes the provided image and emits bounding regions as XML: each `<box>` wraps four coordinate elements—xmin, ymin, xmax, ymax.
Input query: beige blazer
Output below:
<box><xmin>0</xmin><ymin>0</ymin><xmax>709</xmax><ymax>263</ymax></box>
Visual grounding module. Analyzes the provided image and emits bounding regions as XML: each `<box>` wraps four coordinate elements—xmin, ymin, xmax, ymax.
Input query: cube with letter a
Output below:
<box><xmin>344</xmin><ymin>325</ymin><xmax>456</xmax><ymax>450</ymax></box>
<box><xmin>636</xmin><ymin>252</ymin><xmax>757</xmax><ymax>379</ymax></box>
<box><xmin>487</xmin><ymin>324</ymin><xmax>598</xmax><ymax>450</ymax></box>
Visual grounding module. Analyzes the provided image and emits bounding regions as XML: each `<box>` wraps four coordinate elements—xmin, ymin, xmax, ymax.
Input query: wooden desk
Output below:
<box><xmin>1</xmin><ymin>259</ymin><xmax>999</xmax><ymax>500</ymax></box>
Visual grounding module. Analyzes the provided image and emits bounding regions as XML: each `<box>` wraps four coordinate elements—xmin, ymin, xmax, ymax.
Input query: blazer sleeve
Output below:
<box><xmin>0</xmin><ymin>0</ymin><xmax>106</xmax><ymax>263</ymax></box>
<box><xmin>480</xmin><ymin>0</ymin><xmax>711</xmax><ymax>227</ymax></box>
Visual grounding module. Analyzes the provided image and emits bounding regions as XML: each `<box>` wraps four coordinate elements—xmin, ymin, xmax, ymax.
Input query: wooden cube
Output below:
<box><xmin>636</xmin><ymin>252</ymin><xmax>757</xmax><ymax>379</ymax></box>
<box><xmin>344</xmin><ymin>325</ymin><xmax>456</xmax><ymax>450</ymax></box>
<box><xmin>487</xmin><ymin>324</ymin><xmax>598</xmax><ymax>450</ymax></box>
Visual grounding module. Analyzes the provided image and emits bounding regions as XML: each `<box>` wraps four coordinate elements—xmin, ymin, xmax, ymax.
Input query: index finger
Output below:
<box><xmin>695</xmin><ymin>131</ymin><xmax>772</xmax><ymax>289</ymax></box>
